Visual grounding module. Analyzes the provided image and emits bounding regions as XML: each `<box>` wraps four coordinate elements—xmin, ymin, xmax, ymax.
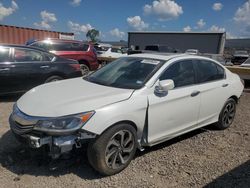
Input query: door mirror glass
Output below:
<box><xmin>155</xmin><ymin>79</ymin><xmax>175</xmax><ymax>96</ymax></box>
<box><xmin>159</xmin><ymin>79</ymin><xmax>175</xmax><ymax>91</ymax></box>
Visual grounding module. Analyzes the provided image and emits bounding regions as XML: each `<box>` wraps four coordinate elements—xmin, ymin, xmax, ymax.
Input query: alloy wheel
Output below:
<box><xmin>222</xmin><ymin>101</ymin><xmax>236</xmax><ymax>127</ymax></box>
<box><xmin>105</xmin><ymin>130</ymin><xmax>135</xmax><ymax>169</ymax></box>
<box><xmin>80</xmin><ymin>64</ymin><xmax>89</xmax><ymax>76</ymax></box>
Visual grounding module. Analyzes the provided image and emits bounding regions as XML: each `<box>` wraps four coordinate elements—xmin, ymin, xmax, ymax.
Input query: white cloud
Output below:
<box><xmin>143</xmin><ymin>0</ymin><xmax>183</xmax><ymax>21</ymax></box>
<box><xmin>209</xmin><ymin>25</ymin><xmax>225</xmax><ymax>32</ymax></box>
<box><xmin>226</xmin><ymin>32</ymin><xmax>236</xmax><ymax>39</ymax></box>
<box><xmin>183</xmin><ymin>26</ymin><xmax>191</xmax><ymax>32</ymax></box>
<box><xmin>127</xmin><ymin>16</ymin><xmax>149</xmax><ymax>31</ymax></box>
<box><xmin>233</xmin><ymin>0</ymin><xmax>250</xmax><ymax>35</ymax></box>
<box><xmin>0</xmin><ymin>1</ymin><xmax>18</xmax><ymax>21</ymax></box>
<box><xmin>70</xmin><ymin>0</ymin><xmax>82</xmax><ymax>7</ymax></box>
<box><xmin>110</xmin><ymin>28</ymin><xmax>125</xmax><ymax>38</ymax></box>
<box><xmin>213</xmin><ymin>3</ymin><xmax>223</xmax><ymax>11</ymax></box>
<box><xmin>68</xmin><ymin>21</ymin><xmax>93</xmax><ymax>34</ymax></box>
<box><xmin>34</xmin><ymin>10</ymin><xmax>57</xmax><ymax>29</ymax></box>
<box><xmin>197</xmin><ymin>19</ymin><xmax>206</xmax><ymax>28</ymax></box>
<box><xmin>234</xmin><ymin>0</ymin><xmax>250</xmax><ymax>24</ymax></box>
<box><xmin>34</xmin><ymin>21</ymin><xmax>51</xmax><ymax>29</ymax></box>
<box><xmin>41</xmin><ymin>10</ymin><xmax>57</xmax><ymax>22</ymax></box>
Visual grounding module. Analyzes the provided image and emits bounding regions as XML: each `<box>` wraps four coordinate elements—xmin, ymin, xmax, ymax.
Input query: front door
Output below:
<box><xmin>147</xmin><ymin>59</ymin><xmax>201</xmax><ymax>144</ymax></box>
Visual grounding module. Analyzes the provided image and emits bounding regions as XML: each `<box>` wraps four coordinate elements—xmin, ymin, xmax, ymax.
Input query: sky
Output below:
<box><xmin>0</xmin><ymin>0</ymin><xmax>250</xmax><ymax>41</ymax></box>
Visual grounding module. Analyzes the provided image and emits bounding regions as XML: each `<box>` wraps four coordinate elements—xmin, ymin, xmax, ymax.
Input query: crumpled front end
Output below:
<box><xmin>9</xmin><ymin>105</ymin><xmax>96</xmax><ymax>159</ymax></box>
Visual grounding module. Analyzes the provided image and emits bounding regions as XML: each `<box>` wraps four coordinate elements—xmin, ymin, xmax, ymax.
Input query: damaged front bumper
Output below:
<box><xmin>9</xmin><ymin>113</ymin><xmax>96</xmax><ymax>159</ymax></box>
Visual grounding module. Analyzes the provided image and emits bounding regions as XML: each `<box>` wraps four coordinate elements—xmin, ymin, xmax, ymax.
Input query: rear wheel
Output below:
<box><xmin>215</xmin><ymin>98</ymin><xmax>236</xmax><ymax>130</ymax></box>
<box><xmin>45</xmin><ymin>76</ymin><xmax>63</xmax><ymax>83</ymax></box>
<box><xmin>101</xmin><ymin>61</ymin><xmax>107</xmax><ymax>67</ymax></box>
<box><xmin>80</xmin><ymin>64</ymin><xmax>90</xmax><ymax>76</ymax></box>
<box><xmin>87</xmin><ymin>123</ymin><xmax>137</xmax><ymax>176</ymax></box>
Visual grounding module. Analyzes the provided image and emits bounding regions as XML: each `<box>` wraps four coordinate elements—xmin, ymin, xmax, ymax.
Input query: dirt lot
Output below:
<box><xmin>0</xmin><ymin>93</ymin><xmax>249</xmax><ymax>188</ymax></box>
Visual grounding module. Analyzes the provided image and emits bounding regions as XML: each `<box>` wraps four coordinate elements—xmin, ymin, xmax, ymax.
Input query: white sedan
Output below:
<box><xmin>9</xmin><ymin>54</ymin><xmax>244</xmax><ymax>175</ymax></box>
<box><xmin>98</xmin><ymin>47</ymin><xmax>127</xmax><ymax>59</ymax></box>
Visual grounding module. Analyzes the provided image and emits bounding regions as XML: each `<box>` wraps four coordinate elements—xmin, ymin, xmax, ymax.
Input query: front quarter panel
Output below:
<box><xmin>82</xmin><ymin>89</ymin><xmax>148</xmax><ymax>140</ymax></box>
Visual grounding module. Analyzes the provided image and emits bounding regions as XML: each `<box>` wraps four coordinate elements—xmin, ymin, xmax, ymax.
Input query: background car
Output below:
<box><xmin>29</xmin><ymin>39</ymin><xmax>98</xmax><ymax>75</ymax></box>
<box><xmin>185</xmin><ymin>49</ymin><xmax>200</xmax><ymax>55</ymax></box>
<box><xmin>0</xmin><ymin>45</ymin><xmax>82</xmax><ymax>95</ymax></box>
<box><xmin>94</xmin><ymin>43</ymin><xmax>112</xmax><ymax>53</ymax></box>
<box><xmin>240</xmin><ymin>58</ymin><xmax>250</xmax><ymax>67</ymax></box>
<box><xmin>202</xmin><ymin>53</ymin><xmax>233</xmax><ymax>66</ymax></box>
<box><xmin>128</xmin><ymin>45</ymin><xmax>181</xmax><ymax>55</ymax></box>
<box><xmin>98</xmin><ymin>47</ymin><xmax>127</xmax><ymax>58</ymax></box>
<box><xmin>97</xmin><ymin>47</ymin><xmax>128</xmax><ymax>66</ymax></box>
<box><xmin>231</xmin><ymin>50</ymin><xmax>249</xmax><ymax>65</ymax></box>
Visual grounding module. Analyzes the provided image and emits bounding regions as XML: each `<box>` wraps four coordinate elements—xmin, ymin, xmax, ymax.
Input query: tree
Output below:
<box><xmin>86</xmin><ymin>29</ymin><xmax>100</xmax><ymax>43</ymax></box>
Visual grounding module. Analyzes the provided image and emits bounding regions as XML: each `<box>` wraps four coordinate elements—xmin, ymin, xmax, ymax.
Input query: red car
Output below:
<box><xmin>30</xmin><ymin>39</ymin><xmax>99</xmax><ymax>75</ymax></box>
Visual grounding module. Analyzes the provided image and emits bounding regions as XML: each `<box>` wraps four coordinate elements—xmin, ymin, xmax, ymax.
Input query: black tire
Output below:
<box><xmin>87</xmin><ymin>123</ymin><xmax>137</xmax><ymax>176</ymax></box>
<box><xmin>215</xmin><ymin>98</ymin><xmax>237</xmax><ymax>130</ymax></box>
<box><xmin>79</xmin><ymin>64</ymin><xmax>90</xmax><ymax>76</ymax></box>
<box><xmin>45</xmin><ymin>76</ymin><xmax>63</xmax><ymax>83</ymax></box>
<box><xmin>101</xmin><ymin>61</ymin><xmax>107</xmax><ymax>67</ymax></box>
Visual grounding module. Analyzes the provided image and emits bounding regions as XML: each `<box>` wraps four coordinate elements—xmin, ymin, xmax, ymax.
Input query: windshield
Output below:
<box><xmin>85</xmin><ymin>57</ymin><xmax>164</xmax><ymax>89</ymax></box>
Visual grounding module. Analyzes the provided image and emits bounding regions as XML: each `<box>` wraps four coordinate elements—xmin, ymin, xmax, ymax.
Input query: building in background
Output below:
<box><xmin>128</xmin><ymin>31</ymin><xmax>226</xmax><ymax>54</ymax></box>
<box><xmin>0</xmin><ymin>24</ymin><xmax>74</xmax><ymax>45</ymax></box>
<box><xmin>225</xmin><ymin>39</ymin><xmax>250</xmax><ymax>50</ymax></box>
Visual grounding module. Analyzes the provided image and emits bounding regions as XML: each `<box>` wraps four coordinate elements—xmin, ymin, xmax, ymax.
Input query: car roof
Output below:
<box><xmin>35</xmin><ymin>38</ymin><xmax>88</xmax><ymax>44</ymax></box>
<box><xmin>128</xmin><ymin>53</ymin><xmax>222</xmax><ymax>63</ymax></box>
<box><xmin>128</xmin><ymin>53</ymin><xmax>188</xmax><ymax>60</ymax></box>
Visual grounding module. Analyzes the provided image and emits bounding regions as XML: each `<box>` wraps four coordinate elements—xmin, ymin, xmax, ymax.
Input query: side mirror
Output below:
<box><xmin>154</xmin><ymin>79</ymin><xmax>175</xmax><ymax>96</ymax></box>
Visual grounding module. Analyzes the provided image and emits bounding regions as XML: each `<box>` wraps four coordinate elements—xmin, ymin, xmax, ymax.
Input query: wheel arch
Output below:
<box><xmin>102</xmin><ymin>120</ymin><xmax>138</xmax><ymax>133</ymax></box>
<box><xmin>229</xmin><ymin>95</ymin><xmax>239</xmax><ymax>104</ymax></box>
<box><xmin>45</xmin><ymin>73</ymin><xmax>66</xmax><ymax>81</ymax></box>
<box><xmin>78</xmin><ymin>59</ymin><xmax>90</xmax><ymax>68</ymax></box>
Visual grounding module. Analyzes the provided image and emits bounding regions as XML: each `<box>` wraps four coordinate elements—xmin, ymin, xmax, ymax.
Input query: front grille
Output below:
<box><xmin>10</xmin><ymin>115</ymin><xmax>34</xmax><ymax>135</ymax></box>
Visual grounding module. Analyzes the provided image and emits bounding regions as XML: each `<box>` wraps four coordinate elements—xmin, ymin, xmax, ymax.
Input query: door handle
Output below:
<box><xmin>40</xmin><ymin>65</ymin><xmax>50</xmax><ymax>68</ymax></box>
<box><xmin>222</xmin><ymin>83</ymin><xmax>229</xmax><ymax>87</ymax></box>
<box><xmin>0</xmin><ymin>68</ymin><xmax>10</xmax><ymax>71</ymax></box>
<box><xmin>191</xmin><ymin>91</ymin><xmax>200</xmax><ymax>97</ymax></box>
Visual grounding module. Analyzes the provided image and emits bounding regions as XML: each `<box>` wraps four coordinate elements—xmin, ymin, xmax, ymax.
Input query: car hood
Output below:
<box><xmin>17</xmin><ymin>78</ymin><xmax>133</xmax><ymax>117</ymax></box>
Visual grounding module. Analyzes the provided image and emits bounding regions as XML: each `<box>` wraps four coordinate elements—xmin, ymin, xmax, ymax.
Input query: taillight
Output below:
<box><xmin>69</xmin><ymin>64</ymin><xmax>81</xmax><ymax>71</ymax></box>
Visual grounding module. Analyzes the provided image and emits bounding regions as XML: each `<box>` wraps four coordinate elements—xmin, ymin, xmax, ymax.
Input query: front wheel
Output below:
<box><xmin>215</xmin><ymin>98</ymin><xmax>237</xmax><ymax>130</ymax></box>
<box><xmin>87</xmin><ymin>123</ymin><xmax>137</xmax><ymax>176</ymax></box>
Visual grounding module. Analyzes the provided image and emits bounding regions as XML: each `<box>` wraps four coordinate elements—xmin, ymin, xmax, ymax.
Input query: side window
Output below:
<box><xmin>30</xmin><ymin>42</ymin><xmax>51</xmax><ymax>51</ymax></box>
<box><xmin>196</xmin><ymin>60</ymin><xmax>224</xmax><ymax>83</ymax></box>
<box><xmin>14</xmin><ymin>48</ymin><xmax>44</xmax><ymax>62</ymax></box>
<box><xmin>0</xmin><ymin>47</ymin><xmax>10</xmax><ymax>62</ymax></box>
<box><xmin>111</xmin><ymin>48</ymin><xmax>122</xmax><ymax>53</ymax></box>
<box><xmin>216</xmin><ymin>64</ymin><xmax>225</xmax><ymax>79</ymax></box>
<box><xmin>50</xmin><ymin>42</ymin><xmax>88</xmax><ymax>51</ymax></box>
<box><xmin>160</xmin><ymin>60</ymin><xmax>196</xmax><ymax>88</ymax></box>
<box><xmin>43</xmin><ymin>53</ymin><xmax>55</xmax><ymax>61</ymax></box>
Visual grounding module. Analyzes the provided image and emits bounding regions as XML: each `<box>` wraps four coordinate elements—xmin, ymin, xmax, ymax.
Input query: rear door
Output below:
<box><xmin>194</xmin><ymin>59</ymin><xmax>229</xmax><ymax>126</ymax></box>
<box><xmin>12</xmin><ymin>47</ymin><xmax>53</xmax><ymax>91</ymax></box>
<box><xmin>0</xmin><ymin>47</ymin><xmax>17</xmax><ymax>94</ymax></box>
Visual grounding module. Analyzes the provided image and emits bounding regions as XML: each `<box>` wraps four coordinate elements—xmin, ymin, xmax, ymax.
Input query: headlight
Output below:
<box><xmin>34</xmin><ymin>111</ymin><xmax>95</xmax><ymax>134</ymax></box>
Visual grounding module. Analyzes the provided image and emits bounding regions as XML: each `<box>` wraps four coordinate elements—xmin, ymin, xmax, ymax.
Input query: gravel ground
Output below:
<box><xmin>0</xmin><ymin>93</ymin><xmax>249</xmax><ymax>188</ymax></box>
